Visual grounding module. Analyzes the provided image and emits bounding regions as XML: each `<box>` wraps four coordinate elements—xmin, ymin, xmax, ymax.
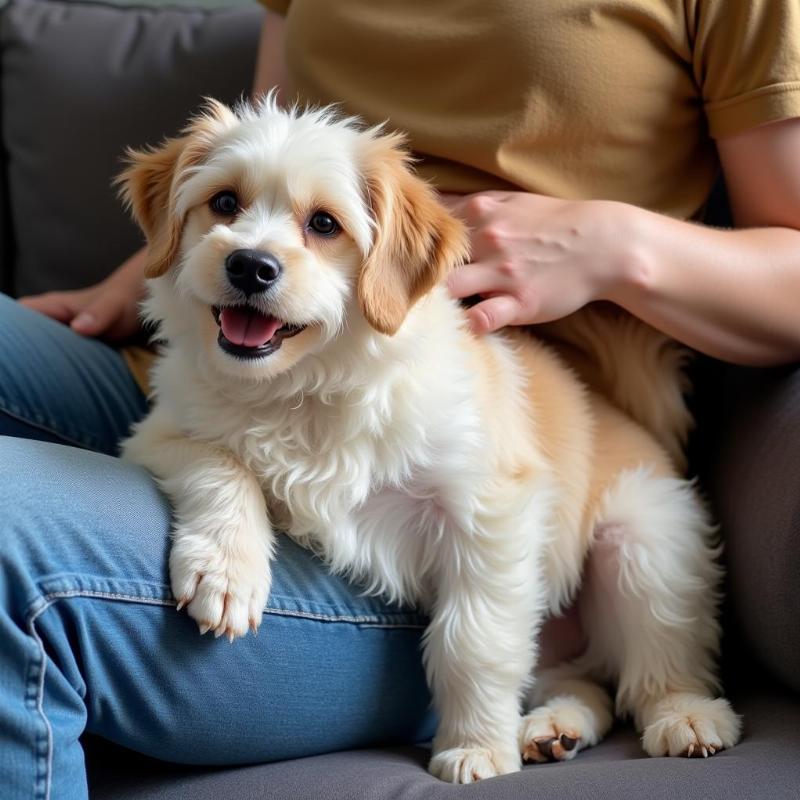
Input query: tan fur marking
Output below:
<box><xmin>358</xmin><ymin>135</ymin><xmax>469</xmax><ymax>335</ymax></box>
<box><xmin>469</xmin><ymin>325</ymin><xmax>679</xmax><ymax>610</ymax></box>
<box><xmin>116</xmin><ymin>99</ymin><xmax>237</xmax><ymax>278</ymax></box>
<box><xmin>538</xmin><ymin>304</ymin><xmax>692</xmax><ymax>473</ymax></box>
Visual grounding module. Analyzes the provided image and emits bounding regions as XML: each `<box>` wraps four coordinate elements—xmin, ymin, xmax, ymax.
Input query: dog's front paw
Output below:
<box><xmin>641</xmin><ymin>694</ymin><xmax>742</xmax><ymax>758</ymax></box>
<box><xmin>170</xmin><ymin>527</ymin><xmax>271</xmax><ymax>640</ymax></box>
<box><xmin>429</xmin><ymin>746</ymin><xmax>520</xmax><ymax>784</ymax></box>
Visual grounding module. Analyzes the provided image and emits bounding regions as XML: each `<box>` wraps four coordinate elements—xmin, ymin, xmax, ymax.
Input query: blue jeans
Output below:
<box><xmin>0</xmin><ymin>293</ymin><xmax>433</xmax><ymax>800</ymax></box>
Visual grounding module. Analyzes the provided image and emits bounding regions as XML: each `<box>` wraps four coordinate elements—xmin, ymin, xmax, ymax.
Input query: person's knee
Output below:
<box><xmin>0</xmin><ymin>435</ymin><xmax>169</xmax><ymax>534</ymax></box>
<box><xmin>0</xmin><ymin>291</ymin><xmax>30</xmax><ymax>328</ymax></box>
<box><xmin>0</xmin><ymin>436</ymin><xmax>51</xmax><ymax>588</ymax></box>
<box><xmin>0</xmin><ymin>434</ymin><xmax>43</xmax><ymax>502</ymax></box>
<box><xmin>0</xmin><ymin>436</ymin><xmax>74</xmax><ymax>539</ymax></box>
<box><xmin>0</xmin><ymin>435</ymin><xmax>173</xmax><ymax>590</ymax></box>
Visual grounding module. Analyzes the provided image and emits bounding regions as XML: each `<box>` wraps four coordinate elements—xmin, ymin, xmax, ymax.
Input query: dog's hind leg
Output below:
<box><xmin>577</xmin><ymin>468</ymin><xmax>741</xmax><ymax>757</ymax></box>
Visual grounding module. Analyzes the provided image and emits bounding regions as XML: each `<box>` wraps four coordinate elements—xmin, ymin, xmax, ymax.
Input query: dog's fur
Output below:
<box><xmin>119</xmin><ymin>97</ymin><xmax>740</xmax><ymax>782</ymax></box>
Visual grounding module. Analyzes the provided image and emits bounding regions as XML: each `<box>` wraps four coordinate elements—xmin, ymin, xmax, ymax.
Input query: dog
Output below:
<box><xmin>118</xmin><ymin>96</ymin><xmax>740</xmax><ymax>783</ymax></box>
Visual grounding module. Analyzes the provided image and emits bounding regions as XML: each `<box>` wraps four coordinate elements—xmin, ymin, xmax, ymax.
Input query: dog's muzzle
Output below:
<box><xmin>215</xmin><ymin>250</ymin><xmax>305</xmax><ymax>359</ymax></box>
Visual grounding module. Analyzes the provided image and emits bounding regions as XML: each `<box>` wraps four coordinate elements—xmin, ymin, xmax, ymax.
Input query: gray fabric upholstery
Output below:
<box><xmin>84</xmin><ymin>687</ymin><xmax>800</xmax><ymax>799</ymax></box>
<box><xmin>0</xmin><ymin>138</ymin><xmax>10</xmax><ymax>296</ymax></box>
<box><xmin>711</xmin><ymin>366</ymin><xmax>800</xmax><ymax>693</ymax></box>
<box><xmin>0</xmin><ymin>0</ymin><xmax>261</xmax><ymax>297</ymax></box>
<box><xmin>0</xmin><ymin>54</ymin><xmax>11</xmax><ymax>295</ymax></box>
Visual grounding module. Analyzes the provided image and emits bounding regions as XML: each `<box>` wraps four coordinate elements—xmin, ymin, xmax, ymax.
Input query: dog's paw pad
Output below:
<box><xmin>523</xmin><ymin>733</ymin><xmax>580</xmax><ymax>763</ymax></box>
<box><xmin>520</xmin><ymin>705</ymin><xmax>586</xmax><ymax>763</ymax></box>
<box><xmin>520</xmin><ymin>721</ymin><xmax>581</xmax><ymax>764</ymax></box>
<box><xmin>642</xmin><ymin>695</ymin><xmax>742</xmax><ymax>758</ymax></box>
<box><xmin>519</xmin><ymin>687</ymin><xmax>614</xmax><ymax>764</ymax></box>
<box><xmin>429</xmin><ymin>746</ymin><xmax>519</xmax><ymax>783</ymax></box>
<box><xmin>519</xmin><ymin>695</ymin><xmax>603</xmax><ymax>764</ymax></box>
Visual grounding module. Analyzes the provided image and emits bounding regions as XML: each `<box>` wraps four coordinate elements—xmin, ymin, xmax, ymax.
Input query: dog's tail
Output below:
<box><xmin>538</xmin><ymin>305</ymin><xmax>693</xmax><ymax>473</ymax></box>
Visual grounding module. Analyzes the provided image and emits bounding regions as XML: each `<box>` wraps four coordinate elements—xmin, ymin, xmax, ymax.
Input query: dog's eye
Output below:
<box><xmin>209</xmin><ymin>190</ymin><xmax>239</xmax><ymax>216</ymax></box>
<box><xmin>308</xmin><ymin>211</ymin><xmax>340</xmax><ymax>237</ymax></box>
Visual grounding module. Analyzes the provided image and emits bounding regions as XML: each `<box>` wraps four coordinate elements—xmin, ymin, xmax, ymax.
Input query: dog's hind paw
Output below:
<box><xmin>520</xmin><ymin>685</ymin><xmax>612</xmax><ymax>764</ymax></box>
<box><xmin>641</xmin><ymin>693</ymin><xmax>741</xmax><ymax>758</ymax></box>
<box><xmin>642</xmin><ymin>693</ymin><xmax>741</xmax><ymax>758</ymax></box>
<box><xmin>520</xmin><ymin>706</ymin><xmax>585</xmax><ymax>763</ymax></box>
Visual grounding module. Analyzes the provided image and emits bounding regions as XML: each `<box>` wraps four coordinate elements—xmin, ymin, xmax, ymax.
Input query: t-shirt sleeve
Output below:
<box><xmin>258</xmin><ymin>0</ymin><xmax>290</xmax><ymax>14</ymax></box>
<box><xmin>692</xmin><ymin>0</ymin><xmax>800</xmax><ymax>138</ymax></box>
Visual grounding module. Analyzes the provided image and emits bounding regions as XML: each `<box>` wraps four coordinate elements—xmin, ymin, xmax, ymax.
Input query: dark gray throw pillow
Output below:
<box><xmin>712</xmin><ymin>365</ymin><xmax>800</xmax><ymax>694</ymax></box>
<box><xmin>0</xmin><ymin>0</ymin><xmax>261</xmax><ymax>297</ymax></box>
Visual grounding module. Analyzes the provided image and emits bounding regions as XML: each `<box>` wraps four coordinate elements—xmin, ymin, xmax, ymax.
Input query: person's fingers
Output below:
<box><xmin>438</xmin><ymin>192</ymin><xmax>467</xmax><ymax>214</ymax></box>
<box><xmin>447</xmin><ymin>263</ymin><xmax>513</xmax><ymax>299</ymax></box>
<box><xmin>20</xmin><ymin>287</ymin><xmax>141</xmax><ymax>340</ymax></box>
<box><xmin>465</xmin><ymin>294</ymin><xmax>522</xmax><ymax>335</ymax></box>
<box><xmin>70</xmin><ymin>293</ymin><xmax>123</xmax><ymax>336</ymax></box>
<box><xmin>18</xmin><ymin>293</ymin><xmax>80</xmax><ymax>324</ymax></box>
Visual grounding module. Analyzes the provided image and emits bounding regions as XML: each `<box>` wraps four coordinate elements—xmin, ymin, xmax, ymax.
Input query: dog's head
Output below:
<box><xmin>117</xmin><ymin>97</ymin><xmax>468</xmax><ymax>381</ymax></box>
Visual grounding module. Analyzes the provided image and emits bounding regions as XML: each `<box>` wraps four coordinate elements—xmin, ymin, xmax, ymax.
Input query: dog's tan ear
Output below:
<box><xmin>116</xmin><ymin>99</ymin><xmax>236</xmax><ymax>278</ymax></box>
<box><xmin>117</xmin><ymin>137</ymin><xmax>189</xmax><ymax>278</ymax></box>
<box><xmin>358</xmin><ymin>133</ymin><xmax>469</xmax><ymax>335</ymax></box>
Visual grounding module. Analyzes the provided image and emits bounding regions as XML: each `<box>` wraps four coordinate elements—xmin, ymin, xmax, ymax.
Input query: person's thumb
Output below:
<box><xmin>70</xmin><ymin>297</ymin><xmax>119</xmax><ymax>336</ymax></box>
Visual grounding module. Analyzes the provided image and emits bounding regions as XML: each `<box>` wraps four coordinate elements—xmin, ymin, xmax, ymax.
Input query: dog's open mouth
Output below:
<box><xmin>212</xmin><ymin>305</ymin><xmax>306</xmax><ymax>359</ymax></box>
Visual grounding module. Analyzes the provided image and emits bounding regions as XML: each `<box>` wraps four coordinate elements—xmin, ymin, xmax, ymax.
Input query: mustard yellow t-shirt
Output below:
<box><xmin>126</xmin><ymin>0</ymin><xmax>800</xmax><ymax>394</ymax></box>
<box><xmin>262</xmin><ymin>0</ymin><xmax>800</xmax><ymax>218</ymax></box>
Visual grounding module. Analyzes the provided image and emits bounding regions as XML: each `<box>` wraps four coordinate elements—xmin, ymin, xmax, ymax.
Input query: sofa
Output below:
<box><xmin>1</xmin><ymin>1</ymin><xmax>799</xmax><ymax>797</ymax></box>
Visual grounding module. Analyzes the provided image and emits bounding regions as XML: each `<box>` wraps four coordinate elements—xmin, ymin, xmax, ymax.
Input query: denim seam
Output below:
<box><xmin>0</xmin><ymin>394</ymin><xmax>98</xmax><ymax>452</ymax></box>
<box><xmin>356</xmin><ymin>623</ymin><xmax>427</xmax><ymax>630</ymax></box>
<box><xmin>24</xmin><ymin>587</ymin><xmax>425</xmax><ymax>799</ymax></box>
<box><xmin>28</xmin><ymin>586</ymin><xmax>426</xmax><ymax>627</ymax></box>
<box><xmin>27</xmin><ymin>606</ymin><xmax>55</xmax><ymax>800</ymax></box>
<box><xmin>264</xmin><ymin>606</ymin><xmax>424</xmax><ymax>627</ymax></box>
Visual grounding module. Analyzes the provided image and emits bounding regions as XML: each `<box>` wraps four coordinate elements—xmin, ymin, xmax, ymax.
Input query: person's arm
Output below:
<box><xmin>252</xmin><ymin>7</ymin><xmax>288</xmax><ymax>100</ymax></box>
<box><xmin>446</xmin><ymin>118</ymin><xmax>800</xmax><ymax>367</ymax></box>
<box><xmin>609</xmin><ymin>118</ymin><xmax>800</xmax><ymax>366</ymax></box>
<box><xmin>19</xmin><ymin>8</ymin><xmax>288</xmax><ymax>339</ymax></box>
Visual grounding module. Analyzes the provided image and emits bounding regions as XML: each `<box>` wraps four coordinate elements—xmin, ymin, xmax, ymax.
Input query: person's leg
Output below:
<box><xmin>0</xmin><ymin>437</ymin><xmax>434</xmax><ymax>800</ymax></box>
<box><xmin>0</xmin><ymin>293</ymin><xmax>148</xmax><ymax>454</ymax></box>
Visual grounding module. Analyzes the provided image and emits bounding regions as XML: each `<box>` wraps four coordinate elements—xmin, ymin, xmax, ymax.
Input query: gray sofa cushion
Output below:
<box><xmin>0</xmin><ymin>0</ymin><xmax>261</xmax><ymax>297</ymax></box>
<box><xmin>84</xmin><ymin>686</ymin><xmax>800</xmax><ymax>799</ymax></box>
<box><xmin>711</xmin><ymin>365</ymin><xmax>800</xmax><ymax>693</ymax></box>
<box><xmin>0</xmin><ymin>109</ymin><xmax>10</xmax><ymax>295</ymax></box>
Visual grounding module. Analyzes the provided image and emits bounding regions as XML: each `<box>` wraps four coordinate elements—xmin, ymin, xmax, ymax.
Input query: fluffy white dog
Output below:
<box><xmin>119</xmin><ymin>97</ymin><xmax>740</xmax><ymax>783</ymax></box>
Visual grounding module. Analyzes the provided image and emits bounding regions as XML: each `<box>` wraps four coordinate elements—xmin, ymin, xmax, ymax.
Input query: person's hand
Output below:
<box><xmin>442</xmin><ymin>191</ymin><xmax>631</xmax><ymax>334</ymax></box>
<box><xmin>18</xmin><ymin>247</ymin><xmax>148</xmax><ymax>341</ymax></box>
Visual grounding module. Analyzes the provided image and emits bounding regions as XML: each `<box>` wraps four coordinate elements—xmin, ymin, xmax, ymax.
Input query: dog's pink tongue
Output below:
<box><xmin>220</xmin><ymin>307</ymin><xmax>282</xmax><ymax>347</ymax></box>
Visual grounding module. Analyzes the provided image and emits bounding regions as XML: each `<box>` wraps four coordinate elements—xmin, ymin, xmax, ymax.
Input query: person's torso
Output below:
<box><xmin>282</xmin><ymin>0</ymin><xmax>715</xmax><ymax>218</ymax></box>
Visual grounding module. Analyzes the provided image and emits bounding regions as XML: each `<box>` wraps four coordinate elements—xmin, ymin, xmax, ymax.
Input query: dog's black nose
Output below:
<box><xmin>225</xmin><ymin>249</ymin><xmax>282</xmax><ymax>296</ymax></box>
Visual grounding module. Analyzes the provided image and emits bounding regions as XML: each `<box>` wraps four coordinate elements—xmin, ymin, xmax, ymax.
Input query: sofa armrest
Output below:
<box><xmin>707</xmin><ymin>365</ymin><xmax>800</xmax><ymax>692</ymax></box>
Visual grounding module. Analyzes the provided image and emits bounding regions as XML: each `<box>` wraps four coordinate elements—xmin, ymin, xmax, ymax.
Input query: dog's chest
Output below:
<box><xmin>218</xmin><ymin>390</ymin><xmax>437</xmax><ymax>537</ymax></box>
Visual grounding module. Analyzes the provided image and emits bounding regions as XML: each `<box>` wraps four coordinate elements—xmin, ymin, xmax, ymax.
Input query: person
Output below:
<box><xmin>2</xmin><ymin>2</ymin><xmax>800</xmax><ymax>797</ymax></box>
